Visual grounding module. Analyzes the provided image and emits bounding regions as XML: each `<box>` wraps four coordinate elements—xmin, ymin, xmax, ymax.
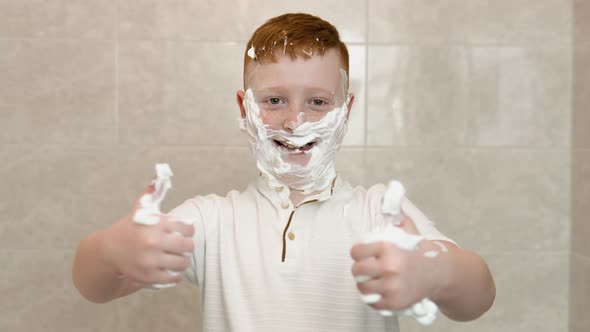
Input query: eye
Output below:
<box><xmin>269</xmin><ymin>97</ymin><xmax>282</xmax><ymax>105</ymax></box>
<box><xmin>312</xmin><ymin>99</ymin><xmax>326</xmax><ymax>106</ymax></box>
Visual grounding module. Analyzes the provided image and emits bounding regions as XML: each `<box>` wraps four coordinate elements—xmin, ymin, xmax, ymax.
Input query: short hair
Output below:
<box><xmin>243</xmin><ymin>13</ymin><xmax>349</xmax><ymax>87</ymax></box>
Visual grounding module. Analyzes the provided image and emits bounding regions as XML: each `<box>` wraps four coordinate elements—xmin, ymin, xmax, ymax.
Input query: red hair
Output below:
<box><xmin>243</xmin><ymin>13</ymin><xmax>349</xmax><ymax>87</ymax></box>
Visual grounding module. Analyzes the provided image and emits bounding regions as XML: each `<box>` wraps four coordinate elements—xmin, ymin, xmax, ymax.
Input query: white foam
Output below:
<box><xmin>247</xmin><ymin>45</ymin><xmax>256</xmax><ymax>60</ymax></box>
<box><xmin>434</xmin><ymin>241</ymin><xmax>449</xmax><ymax>253</ymax></box>
<box><xmin>133</xmin><ymin>163</ymin><xmax>173</xmax><ymax>226</ymax></box>
<box><xmin>424</xmin><ymin>251</ymin><xmax>440</xmax><ymax>258</ymax></box>
<box><xmin>240</xmin><ymin>89</ymin><xmax>349</xmax><ymax>194</ymax></box>
<box><xmin>361</xmin><ymin>293</ymin><xmax>382</xmax><ymax>304</ymax></box>
<box><xmin>382</xmin><ymin>181</ymin><xmax>406</xmax><ymax>225</ymax></box>
<box><xmin>354</xmin><ymin>275</ymin><xmax>370</xmax><ymax>283</ymax></box>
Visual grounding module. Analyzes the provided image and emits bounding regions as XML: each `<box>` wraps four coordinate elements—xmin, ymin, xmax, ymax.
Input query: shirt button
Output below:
<box><xmin>275</xmin><ymin>187</ymin><xmax>284</xmax><ymax>192</ymax></box>
<box><xmin>288</xmin><ymin>232</ymin><xmax>295</xmax><ymax>241</ymax></box>
<box><xmin>281</xmin><ymin>202</ymin><xmax>290</xmax><ymax>209</ymax></box>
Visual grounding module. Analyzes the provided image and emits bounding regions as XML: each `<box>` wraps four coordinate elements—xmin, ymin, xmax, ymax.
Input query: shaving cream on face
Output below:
<box><xmin>240</xmin><ymin>89</ymin><xmax>349</xmax><ymax>194</ymax></box>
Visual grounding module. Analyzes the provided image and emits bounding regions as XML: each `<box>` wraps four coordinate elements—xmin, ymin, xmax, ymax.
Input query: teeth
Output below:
<box><xmin>275</xmin><ymin>140</ymin><xmax>315</xmax><ymax>150</ymax></box>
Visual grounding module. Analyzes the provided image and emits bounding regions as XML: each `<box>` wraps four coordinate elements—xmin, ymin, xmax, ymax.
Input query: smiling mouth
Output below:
<box><xmin>273</xmin><ymin>139</ymin><xmax>317</xmax><ymax>153</ymax></box>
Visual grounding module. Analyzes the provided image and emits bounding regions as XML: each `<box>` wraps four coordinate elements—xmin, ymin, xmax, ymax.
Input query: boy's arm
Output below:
<box><xmin>72</xmin><ymin>228</ymin><xmax>144</xmax><ymax>303</ymax></box>
<box><xmin>351</xmin><ymin>218</ymin><xmax>495</xmax><ymax>322</ymax></box>
<box><xmin>420</xmin><ymin>241</ymin><xmax>495</xmax><ymax>321</ymax></box>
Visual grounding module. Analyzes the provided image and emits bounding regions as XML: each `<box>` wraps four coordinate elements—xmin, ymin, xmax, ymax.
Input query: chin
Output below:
<box><xmin>282</xmin><ymin>153</ymin><xmax>312</xmax><ymax>167</ymax></box>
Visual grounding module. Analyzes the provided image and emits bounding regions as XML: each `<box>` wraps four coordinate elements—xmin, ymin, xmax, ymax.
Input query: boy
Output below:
<box><xmin>73</xmin><ymin>13</ymin><xmax>495</xmax><ymax>331</ymax></box>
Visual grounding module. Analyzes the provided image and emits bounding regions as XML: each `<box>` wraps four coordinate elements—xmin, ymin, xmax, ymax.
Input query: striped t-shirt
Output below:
<box><xmin>169</xmin><ymin>175</ymin><xmax>454</xmax><ymax>332</ymax></box>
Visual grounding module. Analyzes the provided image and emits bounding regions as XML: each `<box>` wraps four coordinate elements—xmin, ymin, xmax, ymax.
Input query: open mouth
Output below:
<box><xmin>273</xmin><ymin>139</ymin><xmax>317</xmax><ymax>153</ymax></box>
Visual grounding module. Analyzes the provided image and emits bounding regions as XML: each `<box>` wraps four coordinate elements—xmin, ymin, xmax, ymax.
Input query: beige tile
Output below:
<box><xmin>0</xmin><ymin>146</ymin><xmax>257</xmax><ymax>250</ymax></box>
<box><xmin>368</xmin><ymin>46</ymin><xmax>570</xmax><ymax>148</ymax></box>
<box><xmin>364</xmin><ymin>148</ymin><xmax>477</xmax><ymax>237</ymax></box>
<box><xmin>251</xmin><ymin>0</ymin><xmax>367</xmax><ymax>43</ymax></box>
<box><xmin>0</xmin><ymin>145</ymin><xmax>43</xmax><ymax>243</ymax></box>
<box><xmin>0</xmin><ymin>249</ymin><xmax>119</xmax><ymax>331</ymax></box>
<box><xmin>0</xmin><ymin>0</ymin><xmax>116</xmax><ymax>38</ymax></box>
<box><xmin>458</xmin><ymin>0</ymin><xmax>572</xmax><ymax>46</ymax></box>
<box><xmin>400</xmin><ymin>252</ymin><xmax>569</xmax><ymax>332</ymax></box>
<box><xmin>574</xmin><ymin>46</ymin><xmax>590</xmax><ymax>148</ymax></box>
<box><xmin>335</xmin><ymin>148</ymin><xmax>366</xmax><ymax>187</ymax></box>
<box><xmin>118</xmin><ymin>0</ymin><xmax>366</xmax><ymax>43</ymax></box>
<box><xmin>0</xmin><ymin>39</ymin><xmax>116</xmax><ymax>144</ymax></box>
<box><xmin>571</xmin><ymin>254</ymin><xmax>590</xmax><ymax>332</ymax></box>
<box><xmin>575</xmin><ymin>0</ymin><xmax>590</xmax><ymax>46</ymax></box>
<box><xmin>123</xmin><ymin>147</ymin><xmax>258</xmax><ymax>213</ymax></box>
<box><xmin>573</xmin><ymin>150</ymin><xmax>590</xmax><ymax>257</ymax></box>
<box><xmin>0</xmin><ymin>145</ymin><xmax>41</xmax><ymax>172</ymax></box>
<box><xmin>0</xmin><ymin>249</ymin><xmax>200</xmax><ymax>332</ymax></box>
<box><xmin>364</xmin><ymin>148</ymin><xmax>570</xmax><ymax>252</ymax></box>
<box><xmin>118</xmin><ymin>40</ymin><xmax>246</xmax><ymax>146</ymax></box>
<box><xmin>368</xmin><ymin>0</ymin><xmax>460</xmax><ymax>44</ymax></box>
<box><xmin>0</xmin><ymin>147</ymin><xmax>134</xmax><ymax>250</ymax></box>
<box><xmin>465</xmin><ymin>47</ymin><xmax>571</xmax><ymax>147</ymax></box>
<box><xmin>367</xmin><ymin>46</ymin><xmax>470</xmax><ymax>146</ymax></box>
<box><xmin>343</xmin><ymin>45</ymin><xmax>366</xmax><ymax>147</ymax></box>
<box><xmin>368</xmin><ymin>0</ymin><xmax>571</xmax><ymax>46</ymax></box>
<box><xmin>454</xmin><ymin>149</ymin><xmax>569</xmax><ymax>252</ymax></box>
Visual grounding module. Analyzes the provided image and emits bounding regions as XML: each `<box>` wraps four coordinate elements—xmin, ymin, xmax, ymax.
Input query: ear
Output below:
<box><xmin>236</xmin><ymin>90</ymin><xmax>247</xmax><ymax>118</ymax></box>
<box><xmin>345</xmin><ymin>93</ymin><xmax>355</xmax><ymax>121</ymax></box>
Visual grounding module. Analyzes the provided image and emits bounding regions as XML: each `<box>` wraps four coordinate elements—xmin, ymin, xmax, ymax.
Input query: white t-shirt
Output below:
<box><xmin>169</xmin><ymin>175</ymin><xmax>454</xmax><ymax>332</ymax></box>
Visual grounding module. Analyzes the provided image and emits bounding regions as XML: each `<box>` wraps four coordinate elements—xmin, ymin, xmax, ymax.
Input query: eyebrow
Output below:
<box><xmin>254</xmin><ymin>86</ymin><xmax>336</xmax><ymax>97</ymax></box>
<box><xmin>254</xmin><ymin>87</ymin><xmax>290</xmax><ymax>95</ymax></box>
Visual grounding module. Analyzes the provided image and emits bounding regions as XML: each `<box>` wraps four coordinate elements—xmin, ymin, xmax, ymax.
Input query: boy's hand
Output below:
<box><xmin>101</xmin><ymin>185</ymin><xmax>195</xmax><ymax>286</ymax></box>
<box><xmin>350</xmin><ymin>217</ymin><xmax>443</xmax><ymax>311</ymax></box>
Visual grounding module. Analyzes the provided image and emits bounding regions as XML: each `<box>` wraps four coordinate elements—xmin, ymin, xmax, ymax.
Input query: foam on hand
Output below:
<box><xmin>381</xmin><ymin>180</ymin><xmax>406</xmax><ymax>225</ymax></box>
<box><xmin>133</xmin><ymin>163</ymin><xmax>173</xmax><ymax>225</ymax></box>
<box><xmin>133</xmin><ymin>163</ymin><xmax>193</xmax><ymax>289</ymax></box>
<box><xmin>357</xmin><ymin>180</ymin><xmax>438</xmax><ymax>326</ymax></box>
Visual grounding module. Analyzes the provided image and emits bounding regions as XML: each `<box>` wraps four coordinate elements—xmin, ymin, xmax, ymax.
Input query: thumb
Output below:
<box><xmin>132</xmin><ymin>182</ymin><xmax>155</xmax><ymax>211</ymax></box>
<box><xmin>398</xmin><ymin>214</ymin><xmax>420</xmax><ymax>235</ymax></box>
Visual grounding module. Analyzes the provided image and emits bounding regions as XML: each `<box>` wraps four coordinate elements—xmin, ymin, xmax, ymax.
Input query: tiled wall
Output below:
<box><xmin>571</xmin><ymin>1</ymin><xmax>590</xmax><ymax>332</ymax></box>
<box><xmin>0</xmin><ymin>1</ymin><xmax>574</xmax><ymax>331</ymax></box>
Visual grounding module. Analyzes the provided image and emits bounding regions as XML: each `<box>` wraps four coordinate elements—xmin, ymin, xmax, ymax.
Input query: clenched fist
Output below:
<box><xmin>101</xmin><ymin>185</ymin><xmax>195</xmax><ymax>287</ymax></box>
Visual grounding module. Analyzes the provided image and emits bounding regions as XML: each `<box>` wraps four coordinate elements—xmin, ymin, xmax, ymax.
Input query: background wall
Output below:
<box><xmin>571</xmin><ymin>1</ymin><xmax>590</xmax><ymax>332</ymax></box>
<box><xmin>0</xmin><ymin>1</ymin><xmax>578</xmax><ymax>331</ymax></box>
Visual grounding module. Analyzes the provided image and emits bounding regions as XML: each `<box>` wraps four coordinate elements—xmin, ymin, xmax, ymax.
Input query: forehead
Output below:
<box><xmin>245</xmin><ymin>49</ymin><xmax>345</xmax><ymax>90</ymax></box>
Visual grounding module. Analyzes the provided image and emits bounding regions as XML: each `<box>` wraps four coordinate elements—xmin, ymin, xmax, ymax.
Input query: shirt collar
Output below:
<box><xmin>256</xmin><ymin>173</ymin><xmax>342</xmax><ymax>209</ymax></box>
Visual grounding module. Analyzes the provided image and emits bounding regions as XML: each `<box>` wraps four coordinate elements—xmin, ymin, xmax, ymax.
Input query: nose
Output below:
<box><xmin>283</xmin><ymin>109</ymin><xmax>305</xmax><ymax>131</ymax></box>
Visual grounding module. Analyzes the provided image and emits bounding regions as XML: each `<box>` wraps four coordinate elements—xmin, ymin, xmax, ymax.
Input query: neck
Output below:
<box><xmin>289</xmin><ymin>188</ymin><xmax>318</xmax><ymax>207</ymax></box>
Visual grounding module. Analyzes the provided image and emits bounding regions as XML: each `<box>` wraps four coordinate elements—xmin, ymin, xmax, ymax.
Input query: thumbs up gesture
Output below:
<box><xmin>102</xmin><ymin>164</ymin><xmax>195</xmax><ymax>288</ymax></box>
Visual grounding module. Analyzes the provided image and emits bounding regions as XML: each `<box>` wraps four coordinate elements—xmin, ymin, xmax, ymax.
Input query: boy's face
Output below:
<box><xmin>237</xmin><ymin>48</ymin><xmax>354</xmax><ymax>167</ymax></box>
